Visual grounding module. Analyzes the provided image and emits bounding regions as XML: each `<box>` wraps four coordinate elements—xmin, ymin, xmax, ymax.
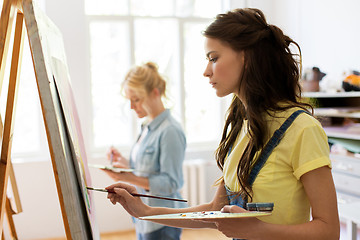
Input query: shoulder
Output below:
<box><xmin>157</xmin><ymin>115</ymin><xmax>186</xmax><ymax>140</ymax></box>
<box><xmin>292</xmin><ymin>111</ymin><xmax>324</xmax><ymax>133</ymax></box>
<box><xmin>286</xmin><ymin>110</ymin><xmax>328</xmax><ymax>145</ymax></box>
<box><xmin>268</xmin><ymin>107</ymin><xmax>327</xmax><ymax>143</ymax></box>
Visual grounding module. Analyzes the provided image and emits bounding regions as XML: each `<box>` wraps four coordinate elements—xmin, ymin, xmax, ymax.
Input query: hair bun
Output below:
<box><xmin>145</xmin><ymin>62</ymin><xmax>158</xmax><ymax>71</ymax></box>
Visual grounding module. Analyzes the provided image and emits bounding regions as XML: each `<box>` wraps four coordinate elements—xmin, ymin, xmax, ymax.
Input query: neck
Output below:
<box><xmin>147</xmin><ymin>102</ymin><xmax>166</xmax><ymax>121</ymax></box>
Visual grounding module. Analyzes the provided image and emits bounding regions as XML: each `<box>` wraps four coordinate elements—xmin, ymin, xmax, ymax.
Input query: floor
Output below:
<box><xmin>46</xmin><ymin>229</ymin><xmax>230</xmax><ymax>240</ymax></box>
<box><xmin>43</xmin><ymin>222</ymin><xmax>360</xmax><ymax>240</ymax></box>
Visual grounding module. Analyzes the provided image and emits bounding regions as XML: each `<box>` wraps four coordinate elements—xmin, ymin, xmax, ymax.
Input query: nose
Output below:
<box><xmin>130</xmin><ymin>101</ymin><xmax>135</xmax><ymax>109</ymax></box>
<box><xmin>203</xmin><ymin>63</ymin><xmax>212</xmax><ymax>78</ymax></box>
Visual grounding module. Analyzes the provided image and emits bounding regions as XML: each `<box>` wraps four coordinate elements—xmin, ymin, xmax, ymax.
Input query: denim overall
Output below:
<box><xmin>224</xmin><ymin>110</ymin><xmax>308</xmax><ymax>240</ymax></box>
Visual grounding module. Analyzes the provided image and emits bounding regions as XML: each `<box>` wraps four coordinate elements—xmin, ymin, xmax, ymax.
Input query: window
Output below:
<box><xmin>1</xmin><ymin>0</ymin><xmax>232</xmax><ymax>162</ymax></box>
<box><xmin>0</xmin><ymin>2</ymin><xmax>49</xmax><ymax>161</ymax></box>
<box><xmin>86</xmin><ymin>0</ymin><xmax>231</xmax><ymax>153</ymax></box>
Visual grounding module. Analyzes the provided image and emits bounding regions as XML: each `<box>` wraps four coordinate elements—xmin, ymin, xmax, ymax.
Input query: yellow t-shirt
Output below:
<box><xmin>223</xmin><ymin>107</ymin><xmax>331</xmax><ymax>224</ymax></box>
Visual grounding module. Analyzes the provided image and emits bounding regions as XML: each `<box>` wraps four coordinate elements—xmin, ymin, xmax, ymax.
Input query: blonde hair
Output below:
<box><xmin>122</xmin><ymin>62</ymin><xmax>167</xmax><ymax>98</ymax></box>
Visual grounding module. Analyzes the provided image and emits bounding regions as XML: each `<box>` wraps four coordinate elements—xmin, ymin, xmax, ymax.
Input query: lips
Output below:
<box><xmin>210</xmin><ymin>82</ymin><xmax>216</xmax><ymax>87</ymax></box>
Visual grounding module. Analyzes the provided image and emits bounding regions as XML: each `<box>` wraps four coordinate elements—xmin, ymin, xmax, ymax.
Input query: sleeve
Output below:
<box><xmin>292</xmin><ymin>121</ymin><xmax>332</xmax><ymax>180</ymax></box>
<box><xmin>148</xmin><ymin>126</ymin><xmax>186</xmax><ymax>196</ymax></box>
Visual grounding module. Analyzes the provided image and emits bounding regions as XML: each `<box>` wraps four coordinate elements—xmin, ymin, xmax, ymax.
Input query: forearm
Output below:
<box><xmin>251</xmin><ymin>219</ymin><xmax>339</xmax><ymax>240</ymax></box>
<box><xmin>107</xmin><ymin>180</ymin><xmax>228</xmax><ymax>229</ymax></box>
<box><xmin>126</xmin><ymin>173</ymin><xmax>149</xmax><ymax>190</ymax></box>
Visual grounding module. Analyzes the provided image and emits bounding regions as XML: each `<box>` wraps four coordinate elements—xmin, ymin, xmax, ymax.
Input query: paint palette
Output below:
<box><xmin>88</xmin><ymin>163</ymin><xmax>134</xmax><ymax>173</ymax></box>
<box><xmin>140</xmin><ymin>211</ymin><xmax>271</xmax><ymax>220</ymax></box>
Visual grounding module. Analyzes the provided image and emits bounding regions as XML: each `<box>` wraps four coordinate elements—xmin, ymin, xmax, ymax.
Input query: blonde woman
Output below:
<box><xmin>104</xmin><ymin>62</ymin><xmax>187</xmax><ymax>240</ymax></box>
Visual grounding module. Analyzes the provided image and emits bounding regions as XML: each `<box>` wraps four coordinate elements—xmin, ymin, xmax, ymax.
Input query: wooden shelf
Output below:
<box><xmin>324</xmin><ymin>127</ymin><xmax>360</xmax><ymax>140</ymax></box>
<box><xmin>331</xmin><ymin>153</ymin><xmax>360</xmax><ymax>162</ymax></box>
<box><xmin>303</xmin><ymin>91</ymin><xmax>360</xmax><ymax>98</ymax></box>
<box><xmin>314</xmin><ymin>107</ymin><xmax>360</xmax><ymax>118</ymax></box>
<box><xmin>303</xmin><ymin>91</ymin><xmax>360</xmax><ymax>206</ymax></box>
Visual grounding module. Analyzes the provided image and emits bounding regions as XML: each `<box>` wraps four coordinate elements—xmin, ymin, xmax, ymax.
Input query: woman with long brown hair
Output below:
<box><xmin>105</xmin><ymin>8</ymin><xmax>339</xmax><ymax>240</ymax></box>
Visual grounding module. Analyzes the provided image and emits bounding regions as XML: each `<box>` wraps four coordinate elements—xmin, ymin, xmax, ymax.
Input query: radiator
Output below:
<box><xmin>182</xmin><ymin>159</ymin><xmax>221</xmax><ymax>206</ymax></box>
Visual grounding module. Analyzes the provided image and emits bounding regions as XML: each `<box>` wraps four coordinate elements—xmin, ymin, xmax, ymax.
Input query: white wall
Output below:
<box><xmin>232</xmin><ymin>0</ymin><xmax>360</xmax><ymax>78</ymax></box>
<box><xmin>7</xmin><ymin>0</ymin><xmax>360</xmax><ymax>239</ymax></box>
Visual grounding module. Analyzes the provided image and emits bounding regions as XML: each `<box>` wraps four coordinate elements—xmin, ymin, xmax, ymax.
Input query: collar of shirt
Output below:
<box><xmin>146</xmin><ymin>109</ymin><xmax>170</xmax><ymax>131</ymax></box>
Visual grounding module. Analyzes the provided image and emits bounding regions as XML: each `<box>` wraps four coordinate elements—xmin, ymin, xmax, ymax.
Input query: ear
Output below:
<box><xmin>151</xmin><ymin>88</ymin><xmax>161</xmax><ymax>97</ymax></box>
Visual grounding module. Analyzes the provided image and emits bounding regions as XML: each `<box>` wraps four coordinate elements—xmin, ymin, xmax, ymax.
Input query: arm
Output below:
<box><xmin>103</xmin><ymin>147</ymin><xmax>151</xmax><ymax>188</ymax></box>
<box><xmin>106</xmin><ymin>180</ymin><xmax>229</xmax><ymax>228</ymax></box>
<box><xmin>206</xmin><ymin>166</ymin><xmax>340</xmax><ymax>240</ymax></box>
<box><xmin>104</xmin><ymin>127</ymin><xmax>185</xmax><ymax>191</ymax></box>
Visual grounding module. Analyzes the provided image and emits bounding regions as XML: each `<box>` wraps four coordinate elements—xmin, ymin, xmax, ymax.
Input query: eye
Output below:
<box><xmin>130</xmin><ymin>98</ymin><xmax>140</xmax><ymax>103</ymax></box>
<box><xmin>209</xmin><ymin>57</ymin><xmax>218</xmax><ymax>63</ymax></box>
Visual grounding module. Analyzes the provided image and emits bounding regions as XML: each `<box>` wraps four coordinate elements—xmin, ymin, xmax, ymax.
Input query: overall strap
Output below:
<box><xmin>248</xmin><ymin>109</ymin><xmax>310</xmax><ymax>186</ymax></box>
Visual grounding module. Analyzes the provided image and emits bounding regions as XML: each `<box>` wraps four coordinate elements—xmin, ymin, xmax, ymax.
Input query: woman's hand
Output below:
<box><xmin>197</xmin><ymin>205</ymin><xmax>262</xmax><ymax>239</ymax></box>
<box><xmin>106</xmin><ymin>146</ymin><xmax>129</xmax><ymax>168</ymax></box>
<box><xmin>106</xmin><ymin>182</ymin><xmax>149</xmax><ymax>218</ymax></box>
<box><xmin>221</xmin><ymin>205</ymin><xmax>248</xmax><ymax>213</ymax></box>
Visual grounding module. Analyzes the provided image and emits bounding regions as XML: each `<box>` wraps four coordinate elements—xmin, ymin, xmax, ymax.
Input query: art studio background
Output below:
<box><xmin>1</xmin><ymin>0</ymin><xmax>360</xmax><ymax>239</ymax></box>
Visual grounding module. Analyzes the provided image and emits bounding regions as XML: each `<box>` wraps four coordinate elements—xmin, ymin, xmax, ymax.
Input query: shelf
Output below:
<box><xmin>331</xmin><ymin>153</ymin><xmax>360</xmax><ymax>162</ymax></box>
<box><xmin>324</xmin><ymin>126</ymin><xmax>360</xmax><ymax>140</ymax></box>
<box><xmin>303</xmin><ymin>91</ymin><xmax>360</xmax><ymax>98</ymax></box>
<box><xmin>305</xmin><ymin>91</ymin><xmax>360</xmax><ymax>204</ymax></box>
<box><xmin>314</xmin><ymin>107</ymin><xmax>360</xmax><ymax>118</ymax></box>
<box><xmin>326</xmin><ymin>131</ymin><xmax>360</xmax><ymax>141</ymax></box>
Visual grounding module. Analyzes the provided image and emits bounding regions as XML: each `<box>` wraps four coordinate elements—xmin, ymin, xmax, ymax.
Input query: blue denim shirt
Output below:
<box><xmin>130</xmin><ymin>109</ymin><xmax>187</xmax><ymax>234</ymax></box>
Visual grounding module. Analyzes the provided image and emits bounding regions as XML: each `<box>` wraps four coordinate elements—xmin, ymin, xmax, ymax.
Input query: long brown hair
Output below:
<box><xmin>204</xmin><ymin>8</ymin><xmax>312</xmax><ymax>200</ymax></box>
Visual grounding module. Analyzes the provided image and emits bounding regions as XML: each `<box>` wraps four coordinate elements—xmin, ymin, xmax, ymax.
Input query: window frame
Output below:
<box><xmin>85</xmin><ymin>1</ymin><xmax>232</xmax><ymax>157</ymax></box>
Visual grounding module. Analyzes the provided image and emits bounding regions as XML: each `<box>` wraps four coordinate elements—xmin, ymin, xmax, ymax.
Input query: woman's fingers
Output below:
<box><xmin>106</xmin><ymin>181</ymin><xmax>137</xmax><ymax>195</ymax></box>
<box><xmin>106</xmin><ymin>147</ymin><xmax>122</xmax><ymax>162</ymax></box>
<box><xmin>221</xmin><ymin>205</ymin><xmax>248</xmax><ymax>213</ymax></box>
<box><xmin>106</xmin><ymin>185</ymin><xmax>144</xmax><ymax>218</ymax></box>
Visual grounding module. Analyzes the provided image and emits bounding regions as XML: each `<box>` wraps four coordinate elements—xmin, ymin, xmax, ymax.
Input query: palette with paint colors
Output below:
<box><xmin>140</xmin><ymin>211</ymin><xmax>271</xmax><ymax>220</ymax></box>
<box><xmin>88</xmin><ymin>163</ymin><xmax>134</xmax><ymax>173</ymax></box>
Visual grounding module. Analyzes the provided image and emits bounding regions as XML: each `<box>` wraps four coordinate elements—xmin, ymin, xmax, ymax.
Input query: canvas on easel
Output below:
<box><xmin>0</xmin><ymin>0</ymin><xmax>100</xmax><ymax>238</ymax></box>
<box><xmin>23</xmin><ymin>0</ymin><xmax>99</xmax><ymax>238</ymax></box>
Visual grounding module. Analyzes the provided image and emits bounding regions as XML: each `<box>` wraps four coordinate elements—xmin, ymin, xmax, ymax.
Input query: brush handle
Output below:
<box><xmin>131</xmin><ymin>193</ymin><xmax>187</xmax><ymax>202</ymax></box>
<box><xmin>87</xmin><ymin>187</ymin><xmax>187</xmax><ymax>202</ymax></box>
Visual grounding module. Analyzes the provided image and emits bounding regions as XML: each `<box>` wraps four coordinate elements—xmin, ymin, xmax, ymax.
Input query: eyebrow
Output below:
<box><xmin>206</xmin><ymin>51</ymin><xmax>216</xmax><ymax>58</ymax></box>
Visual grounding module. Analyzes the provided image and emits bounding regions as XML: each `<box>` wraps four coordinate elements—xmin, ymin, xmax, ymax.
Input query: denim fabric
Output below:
<box><xmin>130</xmin><ymin>109</ymin><xmax>187</xmax><ymax>234</ymax></box>
<box><xmin>225</xmin><ymin>110</ymin><xmax>308</xmax><ymax>240</ymax></box>
<box><xmin>136</xmin><ymin>226</ymin><xmax>182</xmax><ymax>240</ymax></box>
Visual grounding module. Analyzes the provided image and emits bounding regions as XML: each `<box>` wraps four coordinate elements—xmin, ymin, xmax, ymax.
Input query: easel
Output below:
<box><xmin>0</xmin><ymin>0</ymin><xmax>24</xmax><ymax>238</ymax></box>
<box><xmin>0</xmin><ymin>110</ymin><xmax>23</xmax><ymax>239</ymax></box>
<box><xmin>0</xmin><ymin>0</ymin><xmax>98</xmax><ymax>239</ymax></box>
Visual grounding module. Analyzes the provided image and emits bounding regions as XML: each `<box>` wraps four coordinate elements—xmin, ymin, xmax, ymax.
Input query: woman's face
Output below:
<box><xmin>203</xmin><ymin>38</ymin><xmax>244</xmax><ymax>98</ymax></box>
<box><xmin>124</xmin><ymin>86</ymin><xmax>148</xmax><ymax>119</ymax></box>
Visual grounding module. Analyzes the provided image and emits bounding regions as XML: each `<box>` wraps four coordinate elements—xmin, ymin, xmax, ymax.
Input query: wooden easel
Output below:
<box><xmin>0</xmin><ymin>0</ymin><xmax>99</xmax><ymax>239</ymax></box>
<box><xmin>0</xmin><ymin>116</ymin><xmax>22</xmax><ymax>239</ymax></box>
<box><xmin>0</xmin><ymin>0</ymin><xmax>24</xmax><ymax>238</ymax></box>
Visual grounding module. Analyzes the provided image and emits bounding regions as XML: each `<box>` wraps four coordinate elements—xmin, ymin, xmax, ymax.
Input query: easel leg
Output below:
<box><xmin>0</xmin><ymin>10</ymin><xmax>25</xmax><ymax>235</ymax></box>
<box><xmin>0</xmin><ymin>0</ymin><xmax>20</xmax><ymax>91</ymax></box>
<box><xmin>5</xmin><ymin>197</ymin><xmax>17</xmax><ymax>239</ymax></box>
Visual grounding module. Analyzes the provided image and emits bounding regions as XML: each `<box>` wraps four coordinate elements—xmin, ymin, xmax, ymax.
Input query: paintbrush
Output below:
<box><xmin>87</xmin><ymin>187</ymin><xmax>187</xmax><ymax>203</ymax></box>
